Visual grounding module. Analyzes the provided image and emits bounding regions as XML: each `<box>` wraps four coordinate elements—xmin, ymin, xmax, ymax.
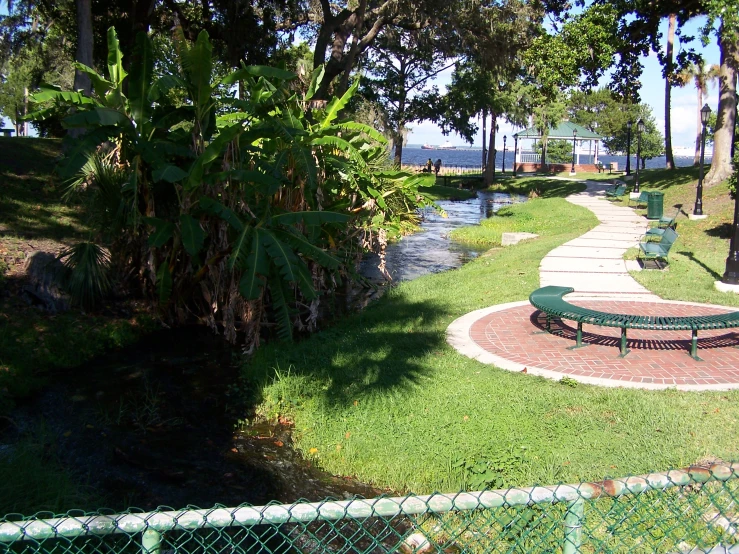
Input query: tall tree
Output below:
<box><xmin>677</xmin><ymin>62</ymin><xmax>720</xmax><ymax>164</ymax></box>
<box><xmin>360</xmin><ymin>27</ymin><xmax>452</xmax><ymax>165</ymax></box>
<box><xmin>73</xmin><ymin>0</ymin><xmax>93</xmax><ymax>95</ymax></box>
<box><xmin>704</xmin><ymin>21</ymin><xmax>738</xmax><ymax>187</ymax></box>
<box><xmin>664</xmin><ymin>13</ymin><xmax>677</xmax><ymax>169</ymax></box>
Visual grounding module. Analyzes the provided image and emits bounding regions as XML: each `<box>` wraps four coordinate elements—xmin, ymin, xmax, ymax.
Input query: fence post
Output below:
<box><xmin>142</xmin><ymin>528</ymin><xmax>162</xmax><ymax>554</ymax></box>
<box><xmin>563</xmin><ymin>497</ymin><xmax>584</xmax><ymax>554</ymax></box>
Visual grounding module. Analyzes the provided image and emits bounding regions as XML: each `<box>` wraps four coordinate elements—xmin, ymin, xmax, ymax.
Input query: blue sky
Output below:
<box><xmin>408</xmin><ymin>16</ymin><xmax>721</xmax><ymax>150</ymax></box>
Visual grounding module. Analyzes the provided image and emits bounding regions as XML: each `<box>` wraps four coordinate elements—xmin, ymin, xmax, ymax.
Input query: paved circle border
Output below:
<box><xmin>446</xmin><ymin>298</ymin><xmax>739</xmax><ymax>391</ymax></box>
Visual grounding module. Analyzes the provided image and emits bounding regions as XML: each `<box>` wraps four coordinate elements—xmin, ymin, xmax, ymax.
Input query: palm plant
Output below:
<box><xmin>677</xmin><ymin>62</ymin><xmax>720</xmax><ymax>165</ymax></box>
<box><xmin>28</xmin><ymin>27</ymin><xmax>425</xmax><ymax>348</ymax></box>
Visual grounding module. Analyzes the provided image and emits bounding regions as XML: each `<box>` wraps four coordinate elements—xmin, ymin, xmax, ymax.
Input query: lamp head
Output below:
<box><xmin>626</xmin><ymin>121</ymin><xmax>632</xmax><ymax>130</ymax></box>
<box><xmin>701</xmin><ymin>103</ymin><xmax>711</xmax><ymax>125</ymax></box>
<box><xmin>637</xmin><ymin>119</ymin><xmax>645</xmax><ymax>133</ymax></box>
<box><xmin>573</xmin><ymin>129</ymin><xmax>577</xmax><ymax>137</ymax></box>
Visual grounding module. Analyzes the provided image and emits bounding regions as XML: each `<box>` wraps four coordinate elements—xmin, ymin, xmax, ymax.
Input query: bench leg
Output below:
<box><xmin>567</xmin><ymin>321</ymin><xmax>588</xmax><ymax>350</ymax></box>
<box><xmin>533</xmin><ymin>313</ymin><xmax>552</xmax><ymax>335</ymax></box>
<box><xmin>619</xmin><ymin>328</ymin><xmax>630</xmax><ymax>357</ymax></box>
<box><xmin>690</xmin><ymin>329</ymin><xmax>703</xmax><ymax>361</ymax></box>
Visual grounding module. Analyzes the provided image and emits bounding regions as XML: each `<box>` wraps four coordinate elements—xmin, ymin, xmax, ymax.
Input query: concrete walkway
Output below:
<box><xmin>446</xmin><ymin>179</ymin><xmax>739</xmax><ymax>390</ymax></box>
<box><xmin>540</xmin><ymin>180</ymin><xmax>657</xmax><ymax>300</ymax></box>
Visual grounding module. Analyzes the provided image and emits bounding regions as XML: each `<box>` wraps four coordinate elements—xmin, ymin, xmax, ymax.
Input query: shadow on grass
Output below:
<box><xmin>705</xmin><ymin>223</ymin><xmax>732</xmax><ymax>240</ymax></box>
<box><xmin>248</xmin><ymin>296</ymin><xmax>452</xmax><ymax>407</ymax></box>
<box><xmin>676</xmin><ymin>250</ymin><xmax>723</xmax><ymax>280</ymax></box>
<box><xmin>496</xmin><ymin>179</ymin><xmax>583</xmax><ymax>199</ymax></box>
<box><xmin>637</xmin><ymin>167</ymin><xmax>701</xmax><ymax>190</ymax></box>
<box><xmin>0</xmin><ymin>137</ymin><xmax>87</xmax><ymax>241</ymax></box>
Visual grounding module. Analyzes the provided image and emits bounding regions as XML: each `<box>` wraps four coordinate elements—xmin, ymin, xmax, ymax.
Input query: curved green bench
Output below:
<box><xmin>529</xmin><ymin>286</ymin><xmax>739</xmax><ymax>360</ymax></box>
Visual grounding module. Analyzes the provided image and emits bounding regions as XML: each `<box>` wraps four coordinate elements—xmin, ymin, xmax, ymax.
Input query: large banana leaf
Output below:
<box><xmin>274</xmin><ymin>229</ymin><xmax>342</xmax><ymax>270</ymax></box>
<box><xmin>262</xmin><ymin>232</ymin><xmax>299</xmax><ymax>283</ymax></box>
<box><xmin>198</xmin><ymin>197</ymin><xmax>244</xmax><ymax>232</ymax></box>
<box><xmin>186</xmin><ymin>123</ymin><xmax>244</xmax><ymax>191</ymax></box>
<box><xmin>318</xmin><ymin>78</ymin><xmax>359</xmax><ymax>130</ymax></box>
<box><xmin>30</xmin><ymin>84</ymin><xmax>97</xmax><ymax>106</ymax></box>
<box><xmin>238</xmin><ymin>229</ymin><xmax>269</xmax><ymax>299</ymax></box>
<box><xmin>152</xmin><ymin>165</ymin><xmax>188</xmax><ymax>183</ymax></box>
<box><xmin>106</xmin><ymin>27</ymin><xmax>127</xmax><ymax>86</ymax></box>
<box><xmin>128</xmin><ymin>32</ymin><xmax>154</xmax><ymax>132</ymax></box>
<box><xmin>305</xmin><ymin>66</ymin><xmax>325</xmax><ymax>102</ymax></box>
<box><xmin>63</xmin><ymin>107</ymin><xmax>132</xmax><ymax>129</ymax></box>
<box><xmin>182</xmin><ymin>31</ymin><xmax>213</xmax><ymax>125</ymax></box>
<box><xmin>336</xmin><ymin>121</ymin><xmax>387</xmax><ymax>145</ymax></box>
<box><xmin>144</xmin><ymin>217</ymin><xmax>174</xmax><ymax>247</ymax></box>
<box><xmin>268</xmin><ymin>273</ymin><xmax>293</xmax><ymax>341</ymax></box>
<box><xmin>293</xmin><ymin>262</ymin><xmax>317</xmax><ymax>301</ymax></box>
<box><xmin>180</xmin><ymin>215</ymin><xmax>206</xmax><ymax>257</ymax></box>
<box><xmin>71</xmin><ymin>63</ymin><xmax>114</xmax><ymax>99</ymax></box>
<box><xmin>221</xmin><ymin>65</ymin><xmax>296</xmax><ymax>86</ymax></box>
<box><xmin>228</xmin><ymin>226</ymin><xmax>253</xmax><ymax>271</ymax></box>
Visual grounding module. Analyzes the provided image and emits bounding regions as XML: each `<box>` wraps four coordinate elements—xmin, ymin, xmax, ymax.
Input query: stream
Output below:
<box><xmin>4</xmin><ymin>191</ymin><xmax>524</xmax><ymax>514</ymax></box>
<box><xmin>361</xmin><ymin>191</ymin><xmax>527</xmax><ymax>282</ymax></box>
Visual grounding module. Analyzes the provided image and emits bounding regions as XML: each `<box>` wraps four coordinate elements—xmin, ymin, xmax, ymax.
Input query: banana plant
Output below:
<box><xmin>28</xmin><ymin>27</ymin><xmax>425</xmax><ymax>346</ymax></box>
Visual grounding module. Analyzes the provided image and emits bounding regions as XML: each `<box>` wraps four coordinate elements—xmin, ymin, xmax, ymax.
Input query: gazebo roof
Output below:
<box><xmin>514</xmin><ymin>121</ymin><xmax>601</xmax><ymax>140</ymax></box>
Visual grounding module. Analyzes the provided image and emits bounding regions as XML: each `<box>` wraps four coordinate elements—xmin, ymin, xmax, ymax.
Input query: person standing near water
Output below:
<box><xmin>426</xmin><ymin>158</ymin><xmax>433</xmax><ymax>173</ymax></box>
<box><xmin>434</xmin><ymin>159</ymin><xmax>442</xmax><ymax>175</ymax></box>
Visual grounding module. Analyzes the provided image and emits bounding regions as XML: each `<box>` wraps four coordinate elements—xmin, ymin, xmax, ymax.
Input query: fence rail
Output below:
<box><xmin>401</xmin><ymin>163</ymin><xmax>483</xmax><ymax>176</ymax></box>
<box><xmin>1</xmin><ymin>463</ymin><xmax>738</xmax><ymax>553</ymax></box>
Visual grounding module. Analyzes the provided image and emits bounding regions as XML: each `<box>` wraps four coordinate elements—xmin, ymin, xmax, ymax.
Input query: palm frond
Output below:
<box><xmin>58</xmin><ymin>243</ymin><xmax>111</xmax><ymax>310</ymax></box>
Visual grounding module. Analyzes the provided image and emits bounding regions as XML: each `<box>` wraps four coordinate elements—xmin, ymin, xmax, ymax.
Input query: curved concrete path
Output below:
<box><xmin>540</xmin><ymin>181</ymin><xmax>657</xmax><ymax>300</ymax></box>
<box><xmin>447</xmin><ymin>179</ymin><xmax>739</xmax><ymax>390</ymax></box>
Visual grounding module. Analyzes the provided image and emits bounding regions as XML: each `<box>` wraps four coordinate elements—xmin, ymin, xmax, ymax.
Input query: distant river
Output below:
<box><xmin>400</xmin><ymin>146</ymin><xmax>707</xmax><ymax>171</ymax></box>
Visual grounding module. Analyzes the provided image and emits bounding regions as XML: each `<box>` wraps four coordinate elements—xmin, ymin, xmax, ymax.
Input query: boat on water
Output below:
<box><xmin>438</xmin><ymin>141</ymin><xmax>456</xmax><ymax>150</ymax></box>
<box><xmin>421</xmin><ymin>143</ymin><xmax>435</xmax><ymax>150</ymax></box>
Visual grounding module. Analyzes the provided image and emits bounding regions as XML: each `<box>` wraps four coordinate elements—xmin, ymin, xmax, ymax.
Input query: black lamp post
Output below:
<box><xmin>513</xmin><ymin>135</ymin><xmax>518</xmax><ymax>176</ymax></box>
<box><xmin>693</xmin><ymin>104</ymin><xmax>711</xmax><ymax>217</ymax></box>
<box><xmin>724</xmin><ymin>189</ymin><xmax>739</xmax><ymax>285</ymax></box>
<box><xmin>634</xmin><ymin>119</ymin><xmax>645</xmax><ymax>193</ymax></box>
<box><xmin>502</xmin><ymin>135</ymin><xmax>507</xmax><ymax>174</ymax></box>
<box><xmin>570</xmin><ymin>129</ymin><xmax>577</xmax><ymax>174</ymax></box>
<box><xmin>626</xmin><ymin>121</ymin><xmax>633</xmax><ymax>176</ymax></box>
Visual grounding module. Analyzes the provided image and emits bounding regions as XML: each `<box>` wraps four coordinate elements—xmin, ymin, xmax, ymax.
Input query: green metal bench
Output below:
<box><xmin>638</xmin><ymin>226</ymin><xmax>678</xmax><ymax>268</ymax></box>
<box><xmin>628</xmin><ymin>190</ymin><xmax>649</xmax><ymax>207</ymax></box>
<box><xmin>646</xmin><ymin>207</ymin><xmax>679</xmax><ymax>238</ymax></box>
<box><xmin>605</xmin><ymin>184</ymin><xmax>626</xmax><ymax>198</ymax></box>
<box><xmin>529</xmin><ymin>285</ymin><xmax>739</xmax><ymax>360</ymax></box>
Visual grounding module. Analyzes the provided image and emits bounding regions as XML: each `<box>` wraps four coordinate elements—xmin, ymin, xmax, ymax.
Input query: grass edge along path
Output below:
<box><xmin>243</xmin><ymin>183</ymin><xmax>739</xmax><ymax>495</ymax></box>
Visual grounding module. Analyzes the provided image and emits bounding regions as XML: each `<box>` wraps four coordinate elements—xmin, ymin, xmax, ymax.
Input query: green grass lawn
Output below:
<box><xmin>243</xmin><ymin>177</ymin><xmax>739</xmax><ymax>495</ymax></box>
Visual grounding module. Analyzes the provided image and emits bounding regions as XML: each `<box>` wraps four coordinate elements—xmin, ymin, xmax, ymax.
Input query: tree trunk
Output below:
<box><xmin>664</xmin><ymin>13</ymin><xmax>676</xmax><ymax>170</ymax></box>
<box><xmin>694</xmin><ymin>85</ymin><xmax>702</xmax><ymax>165</ymax></box>
<box><xmin>393</xmin><ymin>132</ymin><xmax>404</xmax><ymax>166</ymax></box>
<box><xmin>705</xmin><ymin>25</ymin><xmax>738</xmax><ymax>187</ymax></box>
<box><xmin>73</xmin><ymin>0</ymin><xmax>93</xmax><ymax>96</ymax></box>
<box><xmin>484</xmin><ymin>113</ymin><xmax>496</xmax><ymax>185</ymax></box>
<box><xmin>481</xmin><ymin>108</ymin><xmax>487</xmax><ymax>171</ymax></box>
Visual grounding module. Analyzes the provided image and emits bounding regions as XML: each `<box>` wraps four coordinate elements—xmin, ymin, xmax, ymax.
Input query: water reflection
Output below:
<box><xmin>361</xmin><ymin>191</ymin><xmax>526</xmax><ymax>283</ymax></box>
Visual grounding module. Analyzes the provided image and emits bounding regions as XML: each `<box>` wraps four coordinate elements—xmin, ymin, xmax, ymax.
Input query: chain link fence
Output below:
<box><xmin>1</xmin><ymin>463</ymin><xmax>737</xmax><ymax>553</ymax></box>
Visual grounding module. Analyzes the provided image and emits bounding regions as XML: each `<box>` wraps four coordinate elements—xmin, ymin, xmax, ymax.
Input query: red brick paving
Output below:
<box><xmin>469</xmin><ymin>300</ymin><xmax>739</xmax><ymax>387</ymax></box>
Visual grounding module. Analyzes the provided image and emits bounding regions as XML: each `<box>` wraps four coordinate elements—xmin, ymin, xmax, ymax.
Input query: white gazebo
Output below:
<box><xmin>513</xmin><ymin>121</ymin><xmax>602</xmax><ymax>172</ymax></box>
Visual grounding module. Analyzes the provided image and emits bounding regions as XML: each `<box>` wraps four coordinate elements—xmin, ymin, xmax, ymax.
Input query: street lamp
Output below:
<box><xmin>634</xmin><ymin>119</ymin><xmax>645</xmax><ymax>193</ymax></box>
<box><xmin>502</xmin><ymin>135</ymin><xmax>507</xmax><ymax>174</ymax></box>
<box><xmin>513</xmin><ymin>135</ymin><xmax>518</xmax><ymax>177</ymax></box>
<box><xmin>693</xmin><ymin>104</ymin><xmax>711</xmax><ymax>218</ymax></box>
<box><xmin>626</xmin><ymin>121</ymin><xmax>633</xmax><ymax>176</ymax></box>
<box><xmin>570</xmin><ymin>129</ymin><xmax>577</xmax><ymax>174</ymax></box>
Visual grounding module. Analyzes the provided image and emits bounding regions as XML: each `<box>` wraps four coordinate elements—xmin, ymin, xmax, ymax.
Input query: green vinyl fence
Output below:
<box><xmin>1</xmin><ymin>463</ymin><xmax>737</xmax><ymax>553</ymax></box>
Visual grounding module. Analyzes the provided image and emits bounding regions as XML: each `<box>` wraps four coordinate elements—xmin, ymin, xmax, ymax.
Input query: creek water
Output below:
<box><xmin>361</xmin><ymin>190</ymin><xmax>527</xmax><ymax>283</ymax></box>
<box><xmin>6</xmin><ymin>191</ymin><xmax>523</xmax><ymax>515</ymax></box>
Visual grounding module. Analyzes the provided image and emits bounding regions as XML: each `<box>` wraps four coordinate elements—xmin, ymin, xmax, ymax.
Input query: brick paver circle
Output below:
<box><xmin>460</xmin><ymin>299</ymin><xmax>739</xmax><ymax>390</ymax></box>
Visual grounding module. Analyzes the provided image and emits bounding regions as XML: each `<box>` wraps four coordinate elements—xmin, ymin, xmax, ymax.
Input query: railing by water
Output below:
<box><xmin>2</xmin><ymin>463</ymin><xmax>737</xmax><ymax>553</ymax></box>
<box><xmin>401</xmin><ymin>163</ymin><xmax>483</xmax><ymax>176</ymax></box>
